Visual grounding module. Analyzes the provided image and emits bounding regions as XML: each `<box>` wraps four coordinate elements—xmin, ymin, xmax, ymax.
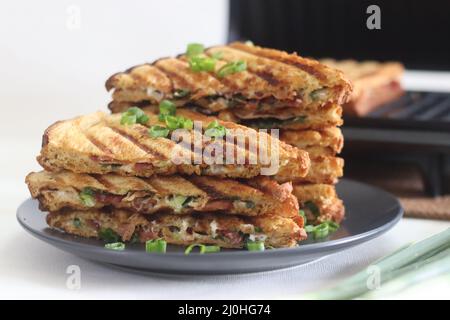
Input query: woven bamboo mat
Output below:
<box><xmin>345</xmin><ymin>161</ymin><xmax>450</xmax><ymax>220</ymax></box>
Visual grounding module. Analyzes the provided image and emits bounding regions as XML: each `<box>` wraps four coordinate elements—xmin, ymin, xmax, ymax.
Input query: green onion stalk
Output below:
<box><xmin>361</xmin><ymin>248</ymin><xmax>450</xmax><ymax>299</ymax></box>
<box><xmin>307</xmin><ymin>228</ymin><xmax>450</xmax><ymax>300</ymax></box>
<box><xmin>185</xmin><ymin>244</ymin><xmax>221</xmax><ymax>255</ymax></box>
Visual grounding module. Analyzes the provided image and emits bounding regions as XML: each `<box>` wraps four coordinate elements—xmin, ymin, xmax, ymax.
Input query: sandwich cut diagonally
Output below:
<box><xmin>46</xmin><ymin>209</ymin><xmax>307</xmax><ymax>248</ymax></box>
<box><xmin>106</xmin><ymin>42</ymin><xmax>352</xmax><ymax>117</ymax></box>
<box><xmin>38</xmin><ymin>107</ymin><xmax>310</xmax><ymax>180</ymax></box>
<box><xmin>26</xmin><ymin>170</ymin><xmax>300</xmax><ymax>218</ymax></box>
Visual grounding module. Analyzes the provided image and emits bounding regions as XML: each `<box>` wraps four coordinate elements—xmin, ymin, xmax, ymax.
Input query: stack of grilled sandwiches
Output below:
<box><xmin>26</xmin><ymin>42</ymin><xmax>352</xmax><ymax>249</ymax></box>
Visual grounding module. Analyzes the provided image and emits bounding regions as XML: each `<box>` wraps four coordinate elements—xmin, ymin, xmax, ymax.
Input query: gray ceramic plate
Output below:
<box><xmin>17</xmin><ymin>179</ymin><xmax>402</xmax><ymax>274</ymax></box>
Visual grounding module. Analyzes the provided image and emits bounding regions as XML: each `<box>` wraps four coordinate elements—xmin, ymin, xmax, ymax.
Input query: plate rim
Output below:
<box><xmin>16</xmin><ymin>179</ymin><xmax>404</xmax><ymax>259</ymax></box>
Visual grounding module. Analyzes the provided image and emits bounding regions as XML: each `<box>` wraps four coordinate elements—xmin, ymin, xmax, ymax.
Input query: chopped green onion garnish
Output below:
<box><xmin>186</xmin><ymin>42</ymin><xmax>217</xmax><ymax>72</ymax></box>
<box><xmin>181</xmin><ymin>117</ymin><xmax>193</xmax><ymax>130</ymax></box>
<box><xmin>205</xmin><ymin>120</ymin><xmax>227</xmax><ymax>137</ymax></box>
<box><xmin>98</xmin><ymin>228</ymin><xmax>121</xmax><ymax>243</ymax></box>
<box><xmin>149</xmin><ymin>125</ymin><xmax>170</xmax><ymax>138</ymax></box>
<box><xmin>184</xmin><ymin>244</ymin><xmax>198</xmax><ymax>255</ymax></box>
<box><xmin>254</xmin><ymin>226</ymin><xmax>263</xmax><ymax>233</ymax></box>
<box><xmin>217</xmin><ymin>60</ymin><xmax>247</xmax><ymax>78</ymax></box>
<box><xmin>246</xmin><ymin>240</ymin><xmax>265</xmax><ymax>251</ymax></box>
<box><xmin>184</xmin><ymin>244</ymin><xmax>199</xmax><ymax>255</ymax></box>
<box><xmin>164</xmin><ymin>115</ymin><xmax>182</xmax><ymax>130</ymax></box>
<box><xmin>186</xmin><ymin>43</ymin><xmax>204</xmax><ymax>57</ymax></box>
<box><xmin>164</xmin><ymin>115</ymin><xmax>193</xmax><ymax>131</ymax></box>
<box><xmin>104</xmin><ymin>242</ymin><xmax>125</xmax><ymax>251</ymax></box>
<box><xmin>146</xmin><ymin>239</ymin><xmax>167</xmax><ymax>253</ymax></box>
<box><xmin>73</xmin><ymin>218</ymin><xmax>82</xmax><ymax>228</ymax></box>
<box><xmin>304</xmin><ymin>221</ymin><xmax>339</xmax><ymax>240</ymax></box>
<box><xmin>136</xmin><ymin>108</ymin><xmax>149</xmax><ymax>124</ymax></box>
<box><xmin>184</xmin><ymin>244</ymin><xmax>221</xmax><ymax>255</ymax></box>
<box><xmin>202</xmin><ymin>245</ymin><xmax>221</xmax><ymax>253</ymax></box>
<box><xmin>326</xmin><ymin>221</ymin><xmax>340</xmax><ymax>233</ymax></box>
<box><xmin>155</xmin><ymin>99</ymin><xmax>194</xmax><ymax>131</ymax></box>
<box><xmin>79</xmin><ymin>187</ymin><xmax>96</xmax><ymax>207</ymax></box>
<box><xmin>173</xmin><ymin>89</ymin><xmax>191</xmax><ymax>99</ymax></box>
<box><xmin>313</xmin><ymin>223</ymin><xmax>329</xmax><ymax>239</ymax></box>
<box><xmin>158</xmin><ymin>100</ymin><xmax>176</xmax><ymax>120</ymax></box>
<box><xmin>120</xmin><ymin>113</ymin><xmax>136</xmax><ymax>125</ymax></box>
<box><xmin>120</xmin><ymin>107</ymin><xmax>149</xmax><ymax>125</ymax></box>
<box><xmin>189</xmin><ymin>55</ymin><xmax>216</xmax><ymax>72</ymax></box>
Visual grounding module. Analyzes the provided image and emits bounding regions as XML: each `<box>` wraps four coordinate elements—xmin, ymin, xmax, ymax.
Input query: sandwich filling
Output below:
<box><xmin>26</xmin><ymin>171</ymin><xmax>300</xmax><ymax>217</ymax></box>
<box><xmin>106</xmin><ymin>42</ymin><xmax>352</xmax><ymax>117</ymax></box>
<box><xmin>47</xmin><ymin>210</ymin><xmax>307</xmax><ymax>248</ymax></box>
<box><xmin>294</xmin><ymin>184</ymin><xmax>345</xmax><ymax>224</ymax></box>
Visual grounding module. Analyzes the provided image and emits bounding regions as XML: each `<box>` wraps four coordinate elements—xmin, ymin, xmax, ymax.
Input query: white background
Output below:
<box><xmin>0</xmin><ymin>0</ymin><xmax>228</xmax><ymax>227</ymax></box>
<box><xmin>1</xmin><ymin>0</ymin><xmax>449</xmax><ymax>299</ymax></box>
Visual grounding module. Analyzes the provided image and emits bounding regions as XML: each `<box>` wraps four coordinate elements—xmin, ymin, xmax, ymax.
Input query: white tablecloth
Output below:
<box><xmin>2</xmin><ymin>210</ymin><xmax>450</xmax><ymax>299</ymax></box>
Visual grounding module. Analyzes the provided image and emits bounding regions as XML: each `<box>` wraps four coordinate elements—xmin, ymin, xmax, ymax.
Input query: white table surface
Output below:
<box><xmin>1</xmin><ymin>2</ymin><xmax>450</xmax><ymax>297</ymax></box>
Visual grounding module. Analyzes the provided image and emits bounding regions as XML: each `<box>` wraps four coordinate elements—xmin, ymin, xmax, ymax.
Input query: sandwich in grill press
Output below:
<box><xmin>37</xmin><ymin>106</ymin><xmax>310</xmax><ymax>180</ymax></box>
<box><xmin>106</xmin><ymin>42</ymin><xmax>352</xmax><ymax>129</ymax></box>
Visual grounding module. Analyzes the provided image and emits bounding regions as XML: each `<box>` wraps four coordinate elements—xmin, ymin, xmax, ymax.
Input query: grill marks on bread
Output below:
<box><xmin>105</xmin><ymin>42</ymin><xmax>352</xmax><ymax>106</ymax></box>
<box><xmin>26</xmin><ymin>171</ymin><xmax>300</xmax><ymax>217</ymax></box>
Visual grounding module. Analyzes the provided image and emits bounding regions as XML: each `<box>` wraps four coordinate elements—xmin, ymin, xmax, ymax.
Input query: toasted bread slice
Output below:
<box><xmin>275</xmin><ymin>156</ymin><xmax>343</xmax><ymax>184</ymax></box>
<box><xmin>321</xmin><ymin>59</ymin><xmax>404</xmax><ymax>116</ymax></box>
<box><xmin>281</xmin><ymin>127</ymin><xmax>343</xmax><ymax>157</ymax></box>
<box><xmin>46</xmin><ymin>209</ymin><xmax>307</xmax><ymax>248</ymax></box>
<box><xmin>106</xmin><ymin>42</ymin><xmax>352</xmax><ymax>113</ymax></box>
<box><xmin>26</xmin><ymin>171</ymin><xmax>299</xmax><ymax>217</ymax></box>
<box><xmin>225</xmin><ymin>42</ymin><xmax>352</xmax><ymax>105</ymax></box>
<box><xmin>293</xmin><ymin>183</ymin><xmax>345</xmax><ymax>224</ymax></box>
<box><xmin>219</xmin><ymin>103</ymin><xmax>343</xmax><ymax>130</ymax></box>
<box><xmin>38</xmin><ymin>107</ymin><xmax>310</xmax><ymax>179</ymax></box>
<box><xmin>106</xmin><ymin>64</ymin><xmax>172</xmax><ymax>100</ymax></box>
